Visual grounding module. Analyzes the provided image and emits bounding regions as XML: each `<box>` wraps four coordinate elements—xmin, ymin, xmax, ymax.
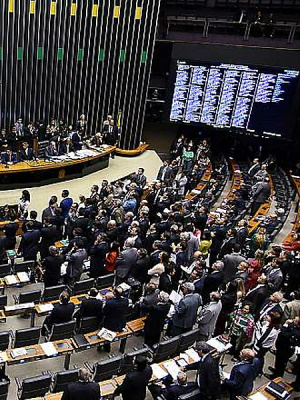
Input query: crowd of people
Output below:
<box><xmin>0</xmin><ymin>135</ymin><xmax>300</xmax><ymax>399</ymax></box>
<box><xmin>0</xmin><ymin>114</ymin><xmax>119</xmax><ymax>164</ymax></box>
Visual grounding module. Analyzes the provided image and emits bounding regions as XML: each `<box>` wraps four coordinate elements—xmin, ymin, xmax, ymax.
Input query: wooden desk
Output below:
<box><xmin>249</xmin><ymin>377</ymin><xmax>292</xmax><ymax>399</ymax></box>
<box><xmin>0</xmin><ymin>220</ymin><xmax>24</xmax><ymax>237</ymax></box>
<box><xmin>186</xmin><ymin>163</ymin><xmax>212</xmax><ymax>201</ymax></box>
<box><xmin>2</xmin><ymin>339</ymin><xmax>74</xmax><ymax>370</ymax></box>
<box><xmin>115</xmin><ymin>143</ymin><xmax>149</xmax><ymax>157</ymax></box>
<box><xmin>227</xmin><ymin>160</ymin><xmax>244</xmax><ymax>201</ymax></box>
<box><xmin>0</xmin><ymin>146</ymin><xmax>115</xmax><ymax>189</ymax></box>
<box><xmin>284</xmin><ymin>175</ymin><xmax>300</xmax><ymax>245</ymax></box>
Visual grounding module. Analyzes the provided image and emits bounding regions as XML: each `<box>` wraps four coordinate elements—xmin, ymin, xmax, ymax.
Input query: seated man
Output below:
<box><xmin>61</xmin><ymin>367</ymin><xmax>100</xmax><ymax>400</ymax></box>
<box><xmin>59</xmin><ymin>137</ymin><xmax>74</xmax><ymax>155</ymax></box>
<box><xmin>19</xmin><ymin>141</ymin><xmax>34</xmax><ymax>161</ymax></box>
<box><xmin>42</xmin><ymin>290</ymin><xmax>75</xmax><ymax>335</ymax></box>
<box><xmin>1</xmin><ymin>148</ymin><xmax>18</xmax><ymax>164</ymax></box>
<box><xmin>45</xmin><ymin>141</ymin><xmax>58</xmax><ymax>158</ymax></box>
<box><xmin>74</xmin><ymin>287</ymin><xmax>103</xmax><ymax>323</ymax></box>
<box><xmin>149</xmin><ymin>371</ymin><xmax>198</xmax><ymax>400</ymax></box>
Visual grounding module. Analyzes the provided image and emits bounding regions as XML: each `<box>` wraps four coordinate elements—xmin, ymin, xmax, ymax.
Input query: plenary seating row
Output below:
<box><xmin>0</xmin><ymin>260</ymin><xmax>34</xmax><ymax>278</ymax></box>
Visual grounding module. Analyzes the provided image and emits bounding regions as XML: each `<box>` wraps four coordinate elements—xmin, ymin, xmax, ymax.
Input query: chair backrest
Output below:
<box><xmin>42</xmin><ymin>285</ymin><xmax>66</xmax><ymax>302</ymax></box>
<box><xmin>96</xmin><ymin>273</ymin><xmax>115</xmax><ymax>289</ymax></box>
<box><xmin>77</xmin><ymin>316</ymin><xmax>100</xmax><ymax>334</ymax></box>
<box><xmin>153</xmin><ymin>336</ymin><xmax>181</xmax><ymax>363</ymax></box>
<box><xmin>19</xmin><ymin>373</ymin><xmax>52</xmax><ymax>399</ymax></box>
<box><xmin>14</xmin><ymin>327</ymin><xmax>41</xmax><ymax>348</ymax></box>
<box><xmin>120</xmin><ymin>347</ymin><xmax>152</xmax><ymax>374</ymax></box>
<box><xmin>49</xmin><ymin>321</ymin><xmax>76</xmax><ymax>341</ymax></box>
<box><xmin>0</xmin><ymin>295</ymin><xmax>7</xmax><ymax>309</ymax></box>
<box><xmin>94</xmin><ymin>355</ymin><xmax>123</xmax><ymax>382</ymax></box>
<box><xmin>37</xmin><ymin>141</ymin><xmax>49</xmax><ymax>158</ymax></box>
<box><xmin>178</xmin><ymin>388</ymin><xmax>201</xmax><ymax>400</ymax></box>
<box><xmin>0</xmin><ymin>380</ymin><xmax>9</xmax><ymax>400</ymax></box>
<box><xmin>14</xmin><ymin>261</ymin><xmax>35</xmax><ymax>274</ymax></box>
<box><xmin>52</xmin><ymin>369</ymin><xmax>79</xmax><ymax>393</ymax></box>
<box><xmin>73</xmin><ymin>278</ymin><xmax>95</xmax><ymax>295</ymax></box>
<box><xmin>0</xmin><ymin>331</ymin><xmax>10</xmax><ymax>351</ymax></box>
<box><xmin>179</xmin><ymin>328</ymin><xmax>200</xmax><ymax>352</ymax></box>
<box><xmin>0</xmin><ymin>264</ymin><xmax>11</xmax><ymax>278</ymax></box>
<box><xmin>19</xmin><ymin>290</ymin><xmax>41</xmax><ymax>304</ymax></box>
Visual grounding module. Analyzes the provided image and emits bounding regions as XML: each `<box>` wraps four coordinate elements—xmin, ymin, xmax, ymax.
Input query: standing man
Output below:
<box><xmin>184</xmin><ymin>341</ymin><xmax>221</xmax><ymax>400</ymax></box>
<box><xmin>198</xmin><ymin>291</ymin><xmax>222</xmax><ymax>341</ymax></box>
<box><xmin>65</xmin><ymin>238</ymin><xmax>87</xmax><ymax>286</ymax></box>
<box><xmin>171</xmin><ymin>282</ymin><xmax>202</xmax><ymax>336</ymax></box>
<box><xmin>60</xmin><ymin>190</ymin><xmax>73</xmax><ymax>220</ymax></box>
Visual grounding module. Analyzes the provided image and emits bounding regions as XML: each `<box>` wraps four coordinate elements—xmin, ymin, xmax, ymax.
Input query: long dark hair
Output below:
<box><xmin>21</xmin><ymin>190</ymin><xmax>30</xmax><ymax>202</ymax></box>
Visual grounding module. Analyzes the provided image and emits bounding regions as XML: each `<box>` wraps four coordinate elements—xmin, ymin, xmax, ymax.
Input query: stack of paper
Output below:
<box><xmin>38</xmin><ymin>304</ymin><xmax>54</xmax><ymax>313</ymax></box>
<box><xmin>16</xmin><ymin>272</ymin><xmax>30</xmax><ymax>283</ymax></box>
<box><xmin>4</xmin><ymin>275</ymin><xmax>19</xmax><ymax>285</ymax></box>
<box><xmin>207</xmin><ymin>337</ymin><xmax>232</xmax><ymax>353</ymax></box>
<box><xmin>41</xmin><ymin>342</ymin><xmax>58</xmax><ymax>357</ymax></box>
<box><xmin>170</xmin><ymin>291</ymin><xmax>182</xmax><ymax>305</ymax></box>
<box><xmin>11</xmin><ymin>348</ymin><xmax>27</xmax><ymax>359</ymax></box>
<box><xmin>97</xmin><ymin>328</ymin><xmax>117</xmax><ymax>342</ymax></box>
<box><xmin>249</xmin><ymin>393</ymin><xmax>268</xmax><ymax>400</ymax></box>
<box><xmin>151</xmin><ymin>364</ymin><xmax>168</xmax><ymax>379</ymax></box>
<box><xmin>0</xmin><ymin>352</ymin><xmax>8</xmax><ymax>362</ymax></box>
<box><xmin>162</xmin><ymin>360</ymin><xmax>181</xmax><ymax>380</ymax></box>
<box><xmin>185</xmin><ymin>348</ymin><xmax>200</xmax><ymax>362</ymax></box>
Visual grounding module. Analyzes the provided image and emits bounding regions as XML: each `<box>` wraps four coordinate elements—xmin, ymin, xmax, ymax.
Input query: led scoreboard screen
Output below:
<box><xmin>169</xmin><ymin>61</ymin><xmax>300</xmax><ymax>139</ymax></box>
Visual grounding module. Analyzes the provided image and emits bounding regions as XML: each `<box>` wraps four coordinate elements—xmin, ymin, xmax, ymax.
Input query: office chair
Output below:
<box><xmin>0</xmin><ymin>264</ymin><xmax>11</xmax><ymax>278</ymax></box>
<box><xmin>0</xmin><ymin>295</ymin><xmax>7</xmax><ymax>310</ymax></box>
<box><xmin>51</xmin><ymin>369</ymin><xmax>79</xmax><ymax>393</ymax></box>
<box><xmin>76</xmin><ymin>316</ymin><xmax>100</xmax><ymax>334</ymax></box>
<box><xmin>85</xmin><ymin>355</ymin><xmax>123</xmax><ymax>382</ymax></box>
<box><xmin>13</xmin><ymin>290</ymin><xmax>41</xmax><ymax>305</ymax></box>
<box><xmin>119</xmin><ymin>347</ymin><xmax>152</xmax><ymax>375</ymax></box>
<box><xmin>47</xmin><ymin>320</ymin><xmax>76</xmax><ymax>342</ymax></box>
<box><xmin>179</xmin><ymin>328</ymin><xmax>201</xmax><ymax>352</ymax></box>
<box><xmin>73</xmin><ymin>278</ymin><xmax>95</xmax><ymax>295</ymax></box>
<box><xmin>14</xmin><ymin>261</ymin><xmax>35</xmax><ymax>274</ymax></box>
<box><xmin>96</xmin><ymin>273</ymin><xmax>114</xmax><ymax>289</ymax></box>
<box><xmin>152</xmin><ymin>336</ymin><xmax>181</xmax><ymax>363</ymax></box>
<box><xmin>42</xmin><ymin>285</ymin><xmax>66</xmax><ymax>302</ymax></box>
<box><xmin>0</xmin><ymin>380</ymin><xmax>9</xmax><ymax>400</ymax></box>
<box><xmin>0</xmin><ymin>331</ymin><xmax>10</xmax><ymax>351</ymax></box>
<box><xmin>13</xmin><ymin>327</ymin><xmax>41</xmax><ymax>348</ymax></box>
<box><xmin>16</xmin><ymin>373</ymin><xmax>52</xmax><ymax>399</ymax></box>
<box><xmin>178</xmin><ymin>388</ymin><xmax>201</xmax><ymax>400</ymax></box>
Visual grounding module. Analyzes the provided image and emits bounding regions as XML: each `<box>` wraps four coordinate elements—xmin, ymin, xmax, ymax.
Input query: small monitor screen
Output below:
<box><xmin>169</xmin><ymin>61</ymin><xmax>300</xmax><ymax>139</ymax></box>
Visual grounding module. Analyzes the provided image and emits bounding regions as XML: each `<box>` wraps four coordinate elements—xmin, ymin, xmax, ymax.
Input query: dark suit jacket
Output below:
<box><xmin>19</xmin><ymin>148</ymin><xmax>34</xmax><ymax>161</ymax></box>
<box><xmin>116</xmin><ymin>248</ymin><xmax>138</xmax><ymax>279</ymax></box>
<box><xmin>114</xmin><ymin>366</ymin><xmax>152</xmax><ymax>400</ymax></box>
<box><xmin>45</xmin><ymin>145</ymin><xmax>58</xmax><ymax>158</ymax></box>
<box><xmin>61</xmin><ymin>381</ymin><xmax>100</xmax><ymax>400</ymax></box>
<box><xmin>1</xmin><ymin>152</ymin><xmax>18</xmax><ymax>164</ymax></box>
<box><xmin>42</xmin><ymin>254</ymin><xmax>64</xmax><ymax>287</ymax></box>
<box><xmin>102</xmin><ymin>297</ymin><xmax>129</xmax><ymax>332</ymax></box>
<box><xmin>224</xmin><ymin>358</ymin><xmax>261</xmax><ymax>398</ymax></box>
<box><xmin>157</xmin><ymin>165</ymin><xmax>174</xmax><ymax>182</ymax></box>
<box><xmin>162</xmin><ymin>382</ymin><xmax>198</xmax><ymax>400</ymax></box>
<box><xmin>59</xmin><ymin>142</ymin><xmax>75</xmax><ymax>155</ymax></box>
<box><xmin>202</xmin><ymin>272</ymin><xmax>224</xmax><ymax>303</ymax></box>
<box><xmin>186</xmin><ymin>353</ymin><xmax>221</xmax><ymax>399</ymax></box>
<box><xmin>142</xmin><ymin>302</ymin><xmax>171</xmax><ymax>340</ymax></box>
<box><xmin>76</xmin><ymin>297</ymin><xmax>103</xmax><ymax>321</ymax></box>
<box><xmin>47</xmin><ymin>303</ymin><xmax>75</xmax><ymax>327</ymax></box>
<box><xmin>89</xmin><ymin>241</ymin><xmax>109</xmax><ymax>278</ymax></box>
<box><xmin>19</xmin><ymin>229</ymin><xmax>41</xmax><ymax>260</ymax></box>
<box><xmin>245</xmin><ymin>285</ymin><xmax>269</xmax><ymax>314</ymax></box>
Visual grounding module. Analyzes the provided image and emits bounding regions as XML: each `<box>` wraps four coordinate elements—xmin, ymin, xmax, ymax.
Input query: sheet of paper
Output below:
<box><xmin>170</xmin><ymin>290</ymin><xmax>182</xmax><ymax>305</ymax></box>
<box><xmin>16</xmin><ymin>272</ymin><xmax>30</xmax><ymax>283</ymax></box>
<box><xmin>41</xmin><ymin>342</ymin><xmax>58</xmax><ymax>357</ymax></box>
<box><xmin>163</xmin><ymin>360</ymin><xmax>181</xmax><ymax>380</ymax></box>
<box><xmin>38</xmin><ymin>303</ymin><xmax>54</xmax><ymax>313</ymax></box>
<box><xmin>178</xmin><ymin>353</ymin><xmax>190</xmax><ymax>366</ymax></box>
<box><xmin>0</xmin><ymin>352</ymin><xmax>8</xmax><ymax>362</ymax></box>
<box><xmin>207</xmin><ymin>337</ymin><xmax>232</xmax><ymax>353</ymax></box>
<box><xmin>151</xmin><ymin>364</ymin><xmax>168</xmax><ymax>380</ymax></box>
<box><xmin>11</xmin><ymin>348</ymin><xmax>27</xmax><ymax>359</ymax></box>
<box><xmin>97</xmin><ymin>328</ymin><xmax>117</xmax><ymax>342</ymax></box>
<box><xmin>185</xmin><ymin>348</ymin><xmax>200</xmax><ymax>362</ymax></box>
<box><xmin>249</xmin><ymin>392</ymin><xmax>268</xmax><ymax>400</ymax></box>
<box><xmin>4</xmin><ymin>275</ymin><xmax>19</xmax><ymax>285</ymax></box>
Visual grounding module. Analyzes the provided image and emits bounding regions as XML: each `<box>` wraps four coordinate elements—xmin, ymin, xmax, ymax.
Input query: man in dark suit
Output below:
<box><xmin>45</xmin><ymin>141</ymin><xmax>58</xmax><ymax>158</ymax></box>
<box><xmin>245</xmin><ymin>275</ymin><xmax>270</xmax><ymax>314</ymax></box>
<box><xmin>65</xmin><ymin>238</ymin><xmax>87</xmax><ymax>286</ymax></box>
<box><xmin>42</xmin><ymin>291</ymin><xmax>75</xmax><ymax>335</ymax></box>
<box><xmin>222</xmin><ymin>349</ymin><xmax>261</xmax><ymax>399</ymax></box>
<box><xmin>103</xmin><ymin>119</ymin><xmax>118</xmax><ymax>145</ymax></box>
<box><xmin>184</xmin><ymin>341</ymin><xmax>221</xmax><ymax>400</ymax></box>
<box><xmin>18</xmin><ymin>221</ymin><xmax>41</xmax><ymax>261</ymax></box>
<box><xmin>61</xmin><ymin>367</ymin><xmax>100</xmax><ymax>400</ymax></box>
<box><xmin>219</xmin><ymin>228</ymin><xmax>237</xmax><ymax>259</ymax></box>
<box><xmin>202</xmin><ymin>261</ymin><xmax>224</xmax><ymax>304</ymax></box>
<box><xmin>255</xmin><ymin>292</ymin><xmax>283</xmax><ymax>326</ymax></box>
<box><xmin>19</xmin><ymin>141</ymin><xmax>34</xmax><ymax>161</ymax></box>
<box><xmin>115</xmin><ymin>237</ymin><xmax>138</xmax><ymax>283</ymax></box>
<box><xmin>22</xmin><ymin>210</ymin><xmax>43</xmax><ymax>232</ymax></box>
<box><xmin>59</xmin><ymin>137</ymin><xmax>74</xmax><ymax>155</ymax></box>
<box><xmin>149</xmin><ymin>371</ymin><xmax>198</xmax><ymax>400</ymax></box>
<box><xmin>114</xmin><ymin>356</ymin><xmax>152</xmax><ymax>400</ymax></box>
<box><xmin>132</xmin><ymin>168</ymin><xmax>147</xmax><ymax>188</ymax></box>
<box><xmin>60</xmin><ymin>189</ymin><xmax>73</xmax><ymax>220</ymax></box>
<box><xmin>248</xmin><ymin>158</ymin><xmax>261</xmax><ymax>178</ymax></box>
<box><xmin>171</xmin><ymin>282</ymin><xmax>202</xmax><ymax>336</ymax></box>
<box><xmin>157</xmin><ymin>160</ymin><xmax>174</xmax><ymax>186</ymax></box>
<box><xmin>251</xmin><ymin>177</ymin><xmax>271</xmax><ymax>215</ymax></box>
<box><xmin>1</xmin><ymin>148</ymin><xmax>18</xmax><ymax>164</ymax></box>
<box><xmin>74</xmin><ymin>288</ymin><xmax>103</xmax><ymax>323</ymax></box>
<box><xmin>102</xmin><ymin>287</ymin><xmax>129</xmax><ymax>333</ymax></box>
